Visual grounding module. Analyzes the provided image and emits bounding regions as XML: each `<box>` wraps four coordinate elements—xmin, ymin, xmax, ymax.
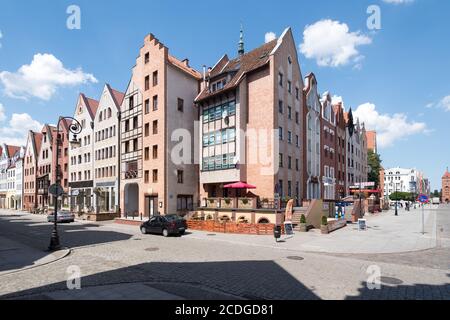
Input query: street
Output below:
<box><xmin>0</xmin><ymin>206</ymin><xmax>449</xmax><ymax>300</ymax></box>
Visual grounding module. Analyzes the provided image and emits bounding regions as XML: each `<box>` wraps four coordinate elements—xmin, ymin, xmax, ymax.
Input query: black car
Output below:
<box><xmin>140</xmin><ymin>214</ymin><xmax>187</xmax><ymax>237</ymax></box>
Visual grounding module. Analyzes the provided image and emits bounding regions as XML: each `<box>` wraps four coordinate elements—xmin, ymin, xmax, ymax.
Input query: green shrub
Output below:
<box><xmin>321</xmin><ymin>216</ymin><xmax>328</xmax><ymax>226</ymax></box>
<box><xmin>300</xmin><ymin>214</ymin><xmax>306</xmax><ymax>224</ymax></box>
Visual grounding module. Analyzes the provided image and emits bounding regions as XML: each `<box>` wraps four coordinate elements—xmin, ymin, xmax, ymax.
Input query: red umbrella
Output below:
<box><xmin>224</xmin><ymin>182</ymin><xmax>256</xmax><ymax>189</ymax></box>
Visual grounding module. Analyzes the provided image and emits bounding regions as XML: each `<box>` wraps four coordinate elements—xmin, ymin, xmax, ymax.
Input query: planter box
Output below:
<box><xmin>321</xmin><ymin>219</ymin><xmax>347</xmax><ymax>234</ymax></box>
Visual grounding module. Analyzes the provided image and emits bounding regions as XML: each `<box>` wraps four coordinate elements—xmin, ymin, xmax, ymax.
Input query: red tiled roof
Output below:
<box><xmin>34</xmin><ymin>132</ymin><xmax>43</xmax><ymax>156</ymax></box>
<box><xmin>106</xmin><ymin>84</ymin><xmax>125</xmax><ymax>109</ymax></box>
<box><xmin>80</xmin><ymin>93</ymin><xmax>100</xmax><ymax>120</ymax></box>
<box><xmin>7</xmin><ymin>145</ymin><xmax>20</xmax><ymax>157</ymax></box>
<box><xmin>168</xmin><ymin>55</ymin><xmax>202</xmax><ymax>80</ymax></box>
<box><xmin>195</xmin><ymin>39</ymin><xmax>278</xmax><ymax>102</ymax></box>
<box><xmin>443</xmin><ymin>170</ymin><xmax>450</xmax><ymax>179</ymax></box>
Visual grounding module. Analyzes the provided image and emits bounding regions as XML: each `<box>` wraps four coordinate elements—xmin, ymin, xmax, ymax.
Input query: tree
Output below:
<box><xmin>389</xmin><ymin>192</ymin><xmax>414</xmax><ymax>201</ymax></box>
<box><xmin>367</xmin><ymin>149</ymin><xmax>382</xmax><ymax>188</ymax></box>
<box><xmin>431</xmin><ymin>190</ymin><xmax>441</xmax><ymax>198</ymax></box>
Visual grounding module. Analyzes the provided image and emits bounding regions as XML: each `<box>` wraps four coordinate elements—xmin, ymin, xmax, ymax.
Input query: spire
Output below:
<box><xmin>238</xmin><ymin>24</ymin><xmax>245</xmax><ymax>56</ymax></box>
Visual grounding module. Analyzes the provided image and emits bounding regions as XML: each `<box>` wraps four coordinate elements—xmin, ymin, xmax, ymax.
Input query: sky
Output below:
<box><xmin>0</xmin><ymin>0</ymin><xmax>449</xmax><ymax>190</ymax></box>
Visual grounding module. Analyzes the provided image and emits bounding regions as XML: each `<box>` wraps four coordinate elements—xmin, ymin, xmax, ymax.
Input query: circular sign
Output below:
<box><xmin>417</xmin><ymin>194</ymin><xmax>429</xmax><ymax>204</ymax></box>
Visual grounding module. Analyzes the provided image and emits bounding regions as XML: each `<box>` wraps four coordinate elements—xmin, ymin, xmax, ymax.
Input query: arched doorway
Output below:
<box><xmin>124</xmin><ymin>183</ymin><xmax>139</xmax><ymax>218</ymax></box>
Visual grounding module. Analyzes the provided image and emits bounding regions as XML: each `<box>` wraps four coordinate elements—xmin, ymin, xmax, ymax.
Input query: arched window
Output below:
<box><xmin>99</xmin><ymin>111</ymin><xmax>103</xmax><ymax>122</ymax></box>
<box><xmin>108</xmin><ymin>108</ymin><xmax>112</xmax><ymax>118</ymax></box>
<box><xmin>258</xmin><ymin>218</ymin><xmax>270</xmax><ymax>224</ymax></box>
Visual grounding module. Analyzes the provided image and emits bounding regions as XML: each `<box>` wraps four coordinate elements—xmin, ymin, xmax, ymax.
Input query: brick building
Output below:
<box><xmin>120</xmin><ymin>33</ymin><xmax>201</xmax><ymax>219</ymax></box>
<box><xmin>195</xmin><ymin>27</ymin><xmax>304</xmax><ymax>209</ymax></box>
<box><xmin>442</xmin><ymin>169</ymin><xmax>450</xmax><ymax>203</ymax></box>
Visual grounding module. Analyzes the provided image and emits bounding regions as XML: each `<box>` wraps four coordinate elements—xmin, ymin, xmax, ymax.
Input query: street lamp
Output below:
<box><xmin>48</xmin><ymin>117</ymin><xmax>82</xmax><ymax>251</ymax></box>
<box><xmin>394</xmin><ymin>182</ymin><xmax>398</xmax><ymax>216</ymax></box>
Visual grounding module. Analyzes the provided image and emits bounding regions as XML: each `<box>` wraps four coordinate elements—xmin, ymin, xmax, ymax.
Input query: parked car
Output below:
<box><xmin>140</xmin><ymin>214</ymin><xmax>187</xmax><ymax>237</ymax></box>
<box><xmin>47</xmin><ymin>210</ymin><xmax>75</xmax><ymax>223</ymax></box>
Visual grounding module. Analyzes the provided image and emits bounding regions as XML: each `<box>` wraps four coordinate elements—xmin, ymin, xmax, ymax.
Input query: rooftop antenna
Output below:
<box><xmin>238</xmin><ymin>23</ymin><xmax>245</xmax><ymax>56</ymax></box>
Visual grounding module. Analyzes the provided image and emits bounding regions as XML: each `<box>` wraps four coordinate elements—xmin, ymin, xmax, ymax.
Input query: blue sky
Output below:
<box><xmin>0</xmin><ymin>0</ymin><xmax>449</xmax><ymax>190</ymax></box>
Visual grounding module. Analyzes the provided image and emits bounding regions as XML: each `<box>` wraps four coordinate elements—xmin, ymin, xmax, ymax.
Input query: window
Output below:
<box><xmin>288</xmin><ymin>156</ymin><xmax>292</xmax><ymax>169</ymax></box>
<box><xmin>296</xmin><ymin>135</ymin><xmax>299</xmax><ymax>147</ymax></box>
<box><xmin>153</xmin><ymin>120</ymin><xmax>158</xmax><ymax>134</ymax></box>
<box><xmin>144</xmin><ymin>52</ymin><xmax>149</xmax><ymax>64</ymax></box>
<box><xmin>278</xmin><ymin>100</ymin><xmax>283</xmax><ymax>114</ymax></box>
<box><xmin>153</xmin><ymin>95</ymin><xmax>158</xmax><ymax>111</ymax></box>
<box><xmin>177</xmin><ymin>195</ymin><xmax>193</xmax><ymax>211</ymax></box>
<box><xmin>144</xmin><ymin>123</ymin><xmax>150</xmax><ymax>137</ymax></box>
<box><xmin>288</xmin><ymin>106</ymin><xmax>292</xmax><ymax>119</ymax></box>
<box><xmin>287</xmin><ymin>131</ymin><xmax>292</xmax><ymax>144</ymax></box>
<box><xmin>125</xmin><ymin>120</ymin><xmax>129</xmax><ymax>132</ymax></box>
<box><xmin>279</xmin><ymin>153</ymin><xmax>283</xmax><ymax>168</ymax></box>
<box><xmin>153</xmin><ymin>71</ymin><xmax>158</xmax><ymax>86</ymax></box>
<box><xmin>152</xmin><ymin>145</ymin><xmax>158</xmax><ymax>159</ymax></box>
<box><xmin>144</xmin><ymin>170</ymin><xmax>149</xmax><ymax>183</ymax></box>
<box><xmin>152</xmin><ymin>170</ymin><xmax>158</xmax><ymax>183</ymax></box>
<box><xmin>295</xmin><ymin>87</ymin><xmax>299</xmax><ymax>100</ymax></box>
<box><xmin>133</xmin><ymin>138</ymin><xmax>138</xmax><ymax>151</ymax></box>
<box><xmin>129</xmin><ymin>95</ymin><xmax>134</xmax><ymax>110</ymax></box>
<box><xmin>177</xmin><ymin>170</ymin><xmax>184</xmax><ymax>184</ymax></box>
<box><xmin>177</xmin><ymin>98</ymin><xmax>184</xmax><ymax>112</ymax></box>
<box><xmin>279</xmin><ymin>127</ymin><xmax>283</xmax><ymax>140</ymax></box>
<box><xmin>144</xmin><ymin>147</ymin><xmax>150</xmax><ymax>160</ymax></box>
<box><xmin>278</xmin><ymin>72</ymin><xmax>283</xmax><ymax>87</ymax></box>
<box><xmin>145</xmin><ymin>99</ymin><xmax>150</xmax><ymax>114</ymax></box>
<box><xmin>288</xmin><ymin>80</ymin><xmax>292</xmax><ymax>93</ymax></box>
<box><xmin>145</xmin><ymin>75</ymin><xmax>150</xmax><ymax>91</ymax></box>
<box><xmin>125</xmin><ymin>141</ymin><xmax>130</xmax><ymax>153</ymax></box>
<box><xmin>296</xmin><ymin>159</ymin><xmax>299</xmax><ymax>171</ymax></box>
<box><xmin>133</xmin><ymin>116</ymin><xmax>138</xmax><ymax>129</ymax></box>
<box><xmin>295</xmin><ymin>112</ymin><xmax>299</xmax><ymax>124</ymax></box>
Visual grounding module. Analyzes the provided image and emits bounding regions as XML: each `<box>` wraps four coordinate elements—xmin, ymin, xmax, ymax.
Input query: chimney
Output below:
<box><xmin>202</xmin><ymin>65</ymin><xmax>207</xmax><ymax>82</ymax></box>
<box><xmin>182</xmin><ymin>58</ymin><xmax>190</xmax><ymax>67</ymax></box>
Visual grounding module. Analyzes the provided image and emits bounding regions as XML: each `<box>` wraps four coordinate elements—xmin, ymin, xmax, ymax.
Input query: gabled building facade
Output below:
<box><xmin>0</xmin><ymin>144</ymin><xmax>21</xmax><ymax>209</ymax></box>
<box><xmin>93</xmin><ymin>84</ymin><xmax>124</xmax><ymax>214</ymax></box>
<box><xmin>333</xmin><ymin>102</ymin><xmax>347</xmax><ymax>199</ymax></box>
<box><xmin>23</xmin><ymin>131</ymin><xmax>42</xmax><ymax>212</ymax></box>
<box><xmin>320</xmin><ymin>92</ymin><xmax>336</xmax><ymax>200</ymax></box>
<box><xmin>303</xmin><ymin>73</ymin><xmax>321</xmax><ymax>199</ymax></box>
<box><xmin>36</xmin><ymin>124</ymin><xmax>56</xmax><ymax>210</ymax></box>
<box><xmin>195</xmin><ymin>27</ymin><xmax>304</xmax><ymax>207</ymax></box>
<box><xmin>69</xmin><ymin>94</ymin><xmax>99</xmax><ymax>213</ymax></box>
<box><xmin>120</xmin><ymin>33</ymin><xmax>201</xmax><ymax>219</ymax></box>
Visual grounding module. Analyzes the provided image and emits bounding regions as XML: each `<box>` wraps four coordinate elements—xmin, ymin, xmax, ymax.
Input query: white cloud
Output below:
<box><xmin>0</xmin><ymin>110</ymin><xmax>43</xmax><ymax>146</ymax></box>
<box><xmin>425</xmin><ymin>102</ymin><xmax>434</xmax><ymax>109</ymax></box>
<box><xmin>383</xmin><ymin>0</ymin><xmax>414</xmax><ymax>4</ymax></box>
<box><xmin>0</xmin><ymin>103</ymin><xmax>6</xmax><ymax>122</ymax></box>
<box><xmin>300</xmin><ymin>19</ymin><xmax>372</xmax><ymax>67</ymax></box>
<box><xmin>0</xmin><ymin>53</ymin><xmax>97</xmax><ymax>100</ymax></box>
<box><xmin>353</xmin><ymin>102</ymin><xmax>427</xmax><ymax>148</ymax></box>
<box><xmin>439</xmin><ymin>96</ymin><xmax>450</xmax><ymax>112</ymax></box>
<box><xmin>0</xmin><ymin>30</ymin><xmax>3</xmax><ymax>48</ymax></box>
<box><xmin>265</xmin><ymin>32</ymin><xmax>276</xmax><ymax>43</ymax></box>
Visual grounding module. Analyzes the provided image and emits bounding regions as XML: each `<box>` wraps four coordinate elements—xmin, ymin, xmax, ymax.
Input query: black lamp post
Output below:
<box><xmin>394</xmin><ymin>182</ymin><xmax>398</xmax><ymax>216</ymax></box>
<box><xmin>48</xmin><ymin>117</ymin><xmax>82</xmax><ymax>252</ymax></box>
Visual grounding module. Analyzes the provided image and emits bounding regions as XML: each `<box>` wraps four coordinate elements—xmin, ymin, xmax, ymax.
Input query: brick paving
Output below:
<box><xmin>0</xmin><ymin>209</ymin><xmax>449</xmax><ymax>300</ymax></box>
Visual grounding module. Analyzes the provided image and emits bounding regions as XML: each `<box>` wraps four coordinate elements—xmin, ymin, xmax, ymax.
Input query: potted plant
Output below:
<box><xmin>299</xmin><ymin>214</ymin><xmax>307</xmax><ymax>232</ymax></box>
<box><xmin>321</xmin><ymin>216</ymin><xmax>329</xmax><ymax>234</ymax></box>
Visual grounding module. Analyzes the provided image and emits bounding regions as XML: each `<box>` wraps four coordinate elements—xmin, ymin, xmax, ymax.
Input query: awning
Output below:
<box><xmin>223</xmin><ymin>182</ymin><xmax>256</xmax><ymax>189</ymax></box>
<box><xmin>350</xmin><ymin>189</ymin><xmax>381</xmax><ymax>193</ymax></box>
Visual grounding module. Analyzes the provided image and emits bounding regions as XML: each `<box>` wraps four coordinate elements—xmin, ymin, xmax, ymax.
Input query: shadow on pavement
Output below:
<box><xmin>1</xmin><ymin>260</ymin><xmax>320</xmax><ymax>300</ymax></box>
<box><xmin>0</xmin><ymin>214</ymin><xmax>132</xmax><ymax>273</ymax></box>
<box><xmin>346</xmin><ymin>275</ymin><xmax>450</xmax><ymax>300</ymax></box>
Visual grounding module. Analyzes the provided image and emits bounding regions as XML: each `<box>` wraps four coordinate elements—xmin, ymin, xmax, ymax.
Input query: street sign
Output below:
<box><xmin>417</xmin><ymin>194</ymin><xmax>429</xmax><ymax>204</ymax></box>
<box><xmin>352</xmin><ymin>182</ymin><xmax>375</xmax><ymax>188</ymax></box>
<box><xmin>48</xmin><ymin>184</ymin><xmax>64</xmax><ymax>197</ymax></box>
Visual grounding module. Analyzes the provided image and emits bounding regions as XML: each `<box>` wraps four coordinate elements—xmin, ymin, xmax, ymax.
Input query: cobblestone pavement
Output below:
<box><xmin>0</xmin><ymin>209</ymin><xmax>448</xmax><ymax>300</ymax></box>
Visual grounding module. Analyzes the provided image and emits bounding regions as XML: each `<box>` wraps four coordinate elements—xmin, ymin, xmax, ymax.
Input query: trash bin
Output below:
<box><xmin>273</xmin><ymin>225</ymin><xmax>282</xmax><ymax>242</ymax></box>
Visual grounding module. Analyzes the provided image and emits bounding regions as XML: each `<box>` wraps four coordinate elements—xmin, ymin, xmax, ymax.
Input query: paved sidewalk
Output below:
<box><xmin>181</xmin><ymin>208</ymin><xmax>438</xmax><ymax>254</ymax></box>
<box><xmin>0</xmin><ymin>235</ymin><xmax>70</xmax><ymax>276</ymax></box>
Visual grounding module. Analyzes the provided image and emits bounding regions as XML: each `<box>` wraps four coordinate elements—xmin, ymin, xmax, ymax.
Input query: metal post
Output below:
<box><xmin>49</xmin><ymin>119</ymin><xmax>62</xmax><ymax>251</ymax></box>
<box><xmin>421</xmin><ymin>203</ymin><xmax>425</xmax><ymax>235</ymax></box>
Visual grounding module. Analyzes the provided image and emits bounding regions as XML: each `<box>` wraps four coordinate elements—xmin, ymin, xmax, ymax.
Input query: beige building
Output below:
<box><xmin>120</xmin><ymin>33</ymin><xmax>201</xmax><ymax>219</ymax></box>
<box><xmin>69</xmin><ymin>93</ymin><xmax>99</xmax><ymax>213</ymax></box>
<box><xmin>195</xmin><ymin>27</ymin><xmax>304</xmax><ymax>210</ymax></box>
<box><xmin>93</xmin><ymin>84</ymin><xmax>124</xmax><ymax>214</ymax></box>
<box><xmin>36</xmin><ymin>124</ymin><xmax>56</xmax><ymax>209</ymax></box>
